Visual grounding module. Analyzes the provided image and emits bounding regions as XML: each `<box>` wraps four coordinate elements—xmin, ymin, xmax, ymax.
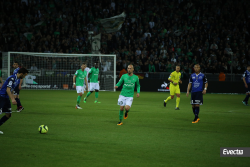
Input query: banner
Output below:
<box><xmin>99</xmin><ymin>12</ymin><xmax>126</xmax><ymax>33</ymax></box>
<box><xmin>92</xmin><ymin>33</ymin><xmax>101</xmax><ymax>53</ymax></box>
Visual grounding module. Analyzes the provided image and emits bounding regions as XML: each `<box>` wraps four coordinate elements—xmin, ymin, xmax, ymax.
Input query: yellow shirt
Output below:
<box><xmin>168</xmin><ymin>71</ymin><xmax>181</xmax><ymax>86</ymax></box>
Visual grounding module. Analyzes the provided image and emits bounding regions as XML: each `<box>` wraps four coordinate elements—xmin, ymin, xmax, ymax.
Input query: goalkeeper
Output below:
<box><xmin>163</xmin><ymin>65</ymin><xmax>182</xmax><ymax>110</ymax></box>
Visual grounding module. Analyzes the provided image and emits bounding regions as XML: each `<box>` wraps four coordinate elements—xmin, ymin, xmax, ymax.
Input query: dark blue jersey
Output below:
<box><xmin>13</xmin><ymin>67</ymin><xmax>20</xmax><ymax>85</ymax></box>
<box><xmin>243</xmin><ymin>70</ymin><xmax>250</xmax><ymax>84</ymax></box>
<box><xmin>13</xmin><ymin>67</ymin><xmax>20</xmax><ymax>75</ymax></box>
<box><xmin>0</xmin><ymin>74</ymin><xmax>18</xmax><ymax>98</ymax></box>
<box><xmin>189</xmin><ymin>72</ymin><xmax>208</xmax><ymax>93</ymax></box>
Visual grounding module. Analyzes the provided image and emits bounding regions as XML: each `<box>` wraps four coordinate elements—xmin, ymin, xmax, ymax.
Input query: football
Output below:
<box><xmin>38</xmin><ymin>125</ymin><xmax>48</xmax><ymax>134</ymax></box>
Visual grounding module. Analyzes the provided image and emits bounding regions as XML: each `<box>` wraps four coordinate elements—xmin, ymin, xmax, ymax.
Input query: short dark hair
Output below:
<box><xmin>18</xmin><ymin>68</ymin><xmax>28</xmax><ymax>74</ymax></box>
<box><xmin>14</xmin><ymin>61</ymin><xmax>19</xmax><ymax>65</ymax></box>
<box><xmin>82</xmin><ymin>62</ymin><xmax>86</xmax><ymax>65</ymax></box>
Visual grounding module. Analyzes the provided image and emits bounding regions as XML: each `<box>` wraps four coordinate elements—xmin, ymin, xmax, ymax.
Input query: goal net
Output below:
<box><xmin>2</xmin><ymin>52</ymin><xmax>116</xmax><ymax>91</ymax></box>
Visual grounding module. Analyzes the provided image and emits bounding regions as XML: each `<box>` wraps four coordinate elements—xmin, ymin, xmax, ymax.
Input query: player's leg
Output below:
<box><xmin>124</xmin><ymin>97</ymin><xmax>133</xmax><ymax>119</ymax></box>
<box><xmin>117</xmin><ymin>95</ymin><xmax>125</xmax><ymax>125</ymax></box>
<box><xmin>124</xmin><ymin>105</ymin><xmax>131</xmax><ymax>119</ymax></box>
<box><xmin>84</xmin><ymin>83</ymin><xmax>94</xmax><ymax>103</ymax></box>
<box><xmin>94</xmin><ymin>83</ymin><xmax>100</xmax><ymax>103</ymax></box>
<box><xmin>192</xmin><ymin>92</ymin><xmax>203</xmax><ymax>123</ymax></box>
<box><xmin>0</xmin><ymin>98</ymin><xmax>12</xmax><ymax>134</ymax></box>
<box><xmin>191</xmin><ymin>92</ymin><xmax>198</xmax><ymax>123</ymax></box>
<box><xmin>76</xmin><ymin>86</ymin><xmax>84</xmax><ymax>109</ymax></box>
<box><xmin>164</xmin><ymin>86</ymin><xmax>175</xmax><ymax>107</ymax></box>
<box><xmin>84</xmin><ymin>91</ymin><xmax>93</xmax><ymax>103</ymax></box>
<box><xmin>175</xmin><ymin>87</ymin><xmax>181</xmax><ymax>110</ymax></box>
<box><xmin>14</xmin><ymin>87</ymin><xmax>23</xmax><ymax>112</ymax></box>
<box><xmin>242</xmin><ymin>85</ymin><xmax>250</xmax><ymax>106</ymax></box>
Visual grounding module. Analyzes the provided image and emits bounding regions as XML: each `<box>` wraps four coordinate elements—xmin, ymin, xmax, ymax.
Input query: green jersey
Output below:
<box><xmin>89</xmin><ymin>67</ymin><xmax>99</xmax><ymax>83</ymax></box>
<box><xmin>116</xmin><ymin>74</ymin><xmax>140</xmax><ymax>97</ymax></box>
<box><xmin>75</xmin><ymin>69</ymin><xmax>87</xmax><ymax>86</ymax></box>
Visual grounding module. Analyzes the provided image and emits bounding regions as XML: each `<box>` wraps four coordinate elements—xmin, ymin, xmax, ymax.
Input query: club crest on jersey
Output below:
<box><xmin>199</xmin><ymin>76</ymin><xmax>203</xmax><ymax>79</ymax></box>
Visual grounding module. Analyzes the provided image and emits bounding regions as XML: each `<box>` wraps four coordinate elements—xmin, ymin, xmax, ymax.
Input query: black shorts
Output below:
<box><xmin>191</xmin><ymin>91</ymin><xmax>203</xmax><ymax>105</ymax></box>
<box><xmin>14</xmin><ymin>86</ymin><xmax>20</xmax><ymax>95</ymax></box>
<box><xmin>246</xmin><ymin>83</ymin><xmax>250</xmax><ymax>93</ymax></box>
<box><xmin>0</xmin><ymin>96</ymin><xmax>12</xmax><ymax>114</ymax></box>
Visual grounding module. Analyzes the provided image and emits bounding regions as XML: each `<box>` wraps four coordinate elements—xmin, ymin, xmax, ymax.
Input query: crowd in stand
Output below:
<box><xmin>0</xmin><ymin>0</ymin><xmax>250</xmax><ymax>74</ymax></box>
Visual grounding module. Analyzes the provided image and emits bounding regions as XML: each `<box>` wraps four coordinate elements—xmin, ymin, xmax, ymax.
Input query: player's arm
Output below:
<box><xmin>19</xmin><ymin>79</ymin><xmax>23</xmax><ymax>90</ymax></box>
<box><xmin>88</xmin><ymin>69</ymin><xmax>92</xmax><ymax>79</ymax></box>
<box><xmin>243</xmin><ymin>72</ymin><xmax>248</xmax><ymax>88</ymax></box>
<box><xmin>202</xmin><ymin>75</ymin><xmax>208</xmax><ymax>94</ymax></box>
<box><xmin>136</xmin><ymin>77</ymin><xmax>140</xmax><ymax>97</ymax></box>
<box><xmin>6</xmin><ymin>78</ymin><xmax>17</xmax><ymax>105</ymax></box>
<box><xmin>168</xmin><ymin>73</ymin><xmax>177</xmax><ymax>85</ymax></box>
<box><xmin>115</xmin><ymin>75</ymin><xmax>124</xmax><ymax>89</ymax></box>
<box><xmin>186</xmin><ymin>75</ymin><xmax>192</xmax><ymax>97</ymax></box>
<box><xmin>84</xmin><ymin>77</ymin><xmax>88</xmax><ymax>90</ymax></box>
<box><xmin>7</xmin><ymin>87</ymin><xmax>16</xmax><ymax>105</ymax></box>
<box><xmin>73</xmin><ymin>75</ymin><xmax>77</xmax><ymax>88</ymax></box>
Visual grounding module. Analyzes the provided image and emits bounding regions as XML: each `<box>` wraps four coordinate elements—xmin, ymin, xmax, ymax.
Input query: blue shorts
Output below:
<box><xmin>0</xmin><ymin>96</ymin><xmax>12</xmax><ymax>114</ymax></box>
<box><xmin>14</xmin><ymin>86</ymin><xmax>20</xmax><ymax>95</ymax></box>
<box><xmin>191</xmin><ymin>92</ymin><xmax>203</xmax><ymax>105</ymax></box>
<box><xmin>246</xmin><ymin>83</ymin><xmax>250</xmax><ymax>93</ymax></box>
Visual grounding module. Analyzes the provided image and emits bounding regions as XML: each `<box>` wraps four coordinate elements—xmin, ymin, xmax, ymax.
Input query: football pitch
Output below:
<box><xmin>0</xmin><ymin>90</ymin><xmax>250</xmax><ymax>167</ymax></box>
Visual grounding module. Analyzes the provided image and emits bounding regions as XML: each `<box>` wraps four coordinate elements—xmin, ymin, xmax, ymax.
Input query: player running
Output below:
<box><xmin>242</xmin><ymin>65</ymin><xmax>250</xmax><ymax>106</ymax></box>
<box><xmin>115</xmin><ymin>65</ymin><xmax>140</xmax><ymax>125</ymax></box>
<box><xmin>163</xmin><ymin>65</ymin><xmax>182</xmax><ymax>110</ymax></box>
<box><xmin>0</xmin><ymin>68</ymin><xmax>28</xmax><ymax>134</ymax></box>
<box><xmin>73</xmin><ymin>63</ymin><xmax>88</xmax><ymax>109</ymax></box>
<box><xmin>84</xmin><ymin>62</ymin><xmax>101</xmax><ymax>103</ymax></box>
<box><xmin>13</xmin><ymin>62</ymin><xmax>24</xmax><ymax>112</ymax></box>
<box><xmin>186</xmin><ymin>64</ymin><xmax>208</xmax><ymax>123</ymax></box>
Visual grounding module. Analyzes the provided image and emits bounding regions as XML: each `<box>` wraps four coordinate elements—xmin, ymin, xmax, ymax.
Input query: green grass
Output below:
<box><xmin>0</xmin><ymin>91</ymin><xmax>250</xmax><ymax>167</ymax></box>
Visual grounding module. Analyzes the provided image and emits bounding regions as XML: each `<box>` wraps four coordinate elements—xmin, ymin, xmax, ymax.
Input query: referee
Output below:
<box><xmin>186</xmin><ymin>64</ymin><xmax>208</xmax><ymax>123</ymax></box>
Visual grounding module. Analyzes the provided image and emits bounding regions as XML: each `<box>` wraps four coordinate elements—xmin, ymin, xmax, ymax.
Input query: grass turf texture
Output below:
<box><xmin>0</xmin><ymin>90</ymin><xmax>250</xmax><ymax>167</ymax></box>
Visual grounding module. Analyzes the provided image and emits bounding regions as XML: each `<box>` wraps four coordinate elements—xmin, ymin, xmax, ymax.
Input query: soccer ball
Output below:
<box><xmin>38</xmin><ymin>125</ymin><xmax>48</xmax><ymax>134</ymax></box>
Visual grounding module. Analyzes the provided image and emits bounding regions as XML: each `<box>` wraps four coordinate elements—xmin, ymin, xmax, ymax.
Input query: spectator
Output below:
<box><xmin>219</xmin><ymin>70</ymin><xmax>226</xmax><ymax>81</ymax></box>
<box><xmin>210</xmin><ymin>42</ymin><xmax>218</xmax><ymax>50</ymax></box>
<box><xmin>30</xmin><ymin>63</ymin><xmax>38</xmax><ymax>71</ymax></box>
<box><xmin>135</xmin><ymin>47</ymin><xmax>141</xmax><ymax>56</ymax></box>
<box><xmin>148</xmin><ymin>61</ymin><xmax>155</xmax><ymax>72</ymax></box>
<box><xmin>119</xmin><ymin>68</ymin><xmax>127</xmax><ymax>78</ymax></box>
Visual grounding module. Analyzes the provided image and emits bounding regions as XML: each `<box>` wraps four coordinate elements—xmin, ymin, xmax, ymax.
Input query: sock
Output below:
<box><xmin>95</xmin><ymin>92</ymin><xmax>99</xmax><ymax>101</ymax></box>
<box><xmin>192</xmin><ymin>107</ymin><xmax>195</xmax><ymax>115</ymax></box>
<box><xmin>243</xmin><ymin>95</ymin><xmax>250</xmax><ymax>103</ymax></box>
<box><xmin>176</xmin><ymin>97</ymin><xmax>180</xmax><ymax>108</ymax></box>
<box><xmin>126</xmin><ymin>109</ymin><xmax>130</xmax><ymax>113</ymax></box>
<box><xmin>77</xmin><ymin>96</ymin><xmax>81</xmax><ymax>105</ymax></box>
<box><xmin>194</xmin><ymin>107</ymin><xmax>199</xmax><ymax>119</ymax></box>
<box><xmin>15</xmin><ymin>98</ymin><xmax>22</xmax><ymax>108</ymax></box>
<box><xmin>165</xmin><ymin>96</ymin><xmax>172</xmax><ymax>103</ymax></box>
<box><xmin>86</xmin><ymin>92</ymin><xmax>92</xmax><ymax>98</ymax></box>
<box><xmin>0</xmin><ymin>115</ymin><xmax>10</xmax><ymax>126</ymax></box>
<box><xmin>119</xmin><ymin>110</ymin><xmax>124</xmax><ymax>122</ymax></box>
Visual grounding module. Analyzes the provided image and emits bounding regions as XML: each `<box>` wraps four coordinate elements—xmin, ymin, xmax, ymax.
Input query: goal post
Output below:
<box><xmin>2</xmin><ymin>52</ymin><xmax>116</xmax><ymax>91</ymax></box>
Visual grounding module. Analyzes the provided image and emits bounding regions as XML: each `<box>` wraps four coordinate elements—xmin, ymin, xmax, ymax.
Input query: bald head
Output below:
<box><xmin>127</xmin><ymin>64</ymin><xmax>134</xmax><ymax>75</ymax></box>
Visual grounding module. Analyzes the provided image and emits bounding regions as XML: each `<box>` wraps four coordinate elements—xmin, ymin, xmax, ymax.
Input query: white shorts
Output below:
<box><xmin>76</xmin><ymin>86</ymin><xmax>84</xmax><ymax>94</ymax></box>
<box><xmin>89</xmin><ymin>83</ymin><xmax>100</xmax><ymax>91</ymax></box>
<box><xmin>84</xmin><ymin>83</ymin><xmax>90</xmax><ymax>91</ymax></box>
<box><xmin>117</xmin><ymin>95</ymin><xmax>133</xmax><ymax>107</ymax></box>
